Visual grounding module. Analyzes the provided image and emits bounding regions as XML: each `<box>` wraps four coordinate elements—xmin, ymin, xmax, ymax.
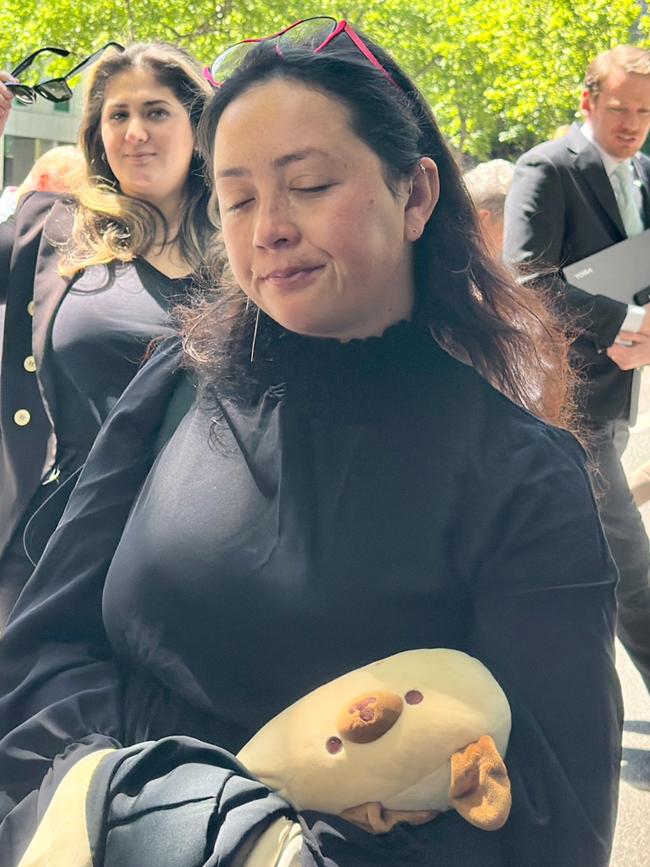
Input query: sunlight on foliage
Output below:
<box><xmin>2</xmin><ymin>0</ymin><xmax>644</xmax><ymax>160</ymax></box>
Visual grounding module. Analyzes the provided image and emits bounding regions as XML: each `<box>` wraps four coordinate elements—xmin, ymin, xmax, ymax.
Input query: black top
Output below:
<box><xmin>0</xmin><ymin>324</ymin><xmax>622</xmax><ymax>866</ymax></box>
<box><xmin>48</xmin><ymin>258</ymin><xmax>190</xmax><ymax>473</ymax></box>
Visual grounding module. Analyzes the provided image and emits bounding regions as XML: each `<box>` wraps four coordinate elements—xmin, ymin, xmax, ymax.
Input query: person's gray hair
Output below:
<box><xmin>463</xmin><ymin>159</ymin><xmax>515</xmax><ymax>218</ymax></box>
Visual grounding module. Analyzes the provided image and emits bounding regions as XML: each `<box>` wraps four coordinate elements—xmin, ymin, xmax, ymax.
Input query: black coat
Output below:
<box><xmin>0</xmin><ymin>192</ymin><xmax>72</xmax><ymax>559</ymax></box>
<box><xmin>503</xmin><ymin>123</ymin><xmax>650</xmax><ymax>423</ymax></box>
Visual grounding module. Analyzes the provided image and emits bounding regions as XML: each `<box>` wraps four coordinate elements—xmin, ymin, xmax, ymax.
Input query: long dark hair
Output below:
<box><xmin>179</xmin><ymin>28</ymin><xmax>574</xmax><ymax>429</ymax></box>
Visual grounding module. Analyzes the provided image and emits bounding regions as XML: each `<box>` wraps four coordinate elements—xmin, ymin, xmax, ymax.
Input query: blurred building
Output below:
<box><xmin>0</xmin><ymin>89</ymin><xmax>83</xmax><ymax>189</ymax></box>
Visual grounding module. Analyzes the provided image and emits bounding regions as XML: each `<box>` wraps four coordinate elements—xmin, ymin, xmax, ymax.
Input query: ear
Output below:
<box><xmin>35</xmin><ymin>172</ymin><xmax>50</xmax><ymax>192</ymax></box>
<box><xmin>580</xmin><ymin>87</ymin><xmax>593</xmax><ymax>119</ymax></box>
<box><xmin>404</xmin><ymin>157</ymin><xmax>439</xmax><ymax>242</ymax></box>
<box><xmin>449</xmin><ymin>734</ymin><xmax>511</xmax><ymax>831</ymax></box>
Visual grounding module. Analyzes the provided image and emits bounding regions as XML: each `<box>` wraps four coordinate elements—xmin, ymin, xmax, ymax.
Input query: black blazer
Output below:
<box><xmin>504</xmin><ymin>123</ymin><xmax>650</xmax><ymax>423</ymax></box>
<box><xmin>0</xmin><ymin>192</ymin><xmax>73</xmax><ymax>559</ymax></box>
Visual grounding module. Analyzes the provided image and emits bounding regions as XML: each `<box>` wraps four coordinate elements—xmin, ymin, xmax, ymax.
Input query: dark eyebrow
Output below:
<box><xmin>105</xmin><ymin>98</ymin><xmax>172</xmax><ymax>109</ymax></box>
<box><xmin>215</xmin><ymin>148</ymin><xmax>333</xmax><ymax>180</ymax></box>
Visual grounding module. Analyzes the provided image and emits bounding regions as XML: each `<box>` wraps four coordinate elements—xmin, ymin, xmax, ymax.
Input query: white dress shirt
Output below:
<box><xmin>582</xmin><ymin>122</ymin><xmax>646</xmax><ymax>334</ymax></box>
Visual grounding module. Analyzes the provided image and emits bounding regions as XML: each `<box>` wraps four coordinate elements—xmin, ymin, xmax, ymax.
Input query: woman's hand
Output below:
<box><xmin>606</xmin><ymin>330</ymin><xmax>650</xmax><ymax>370</ymax></box>
<box><xmin>0</xmin><ymin>70</ymin><xmax>16</xmax><ymax>137</ymax></box>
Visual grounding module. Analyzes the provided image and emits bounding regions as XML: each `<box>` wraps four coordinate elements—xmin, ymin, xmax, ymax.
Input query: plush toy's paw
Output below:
<box><xmin>449</xmin><ymin>734</ymin><xmax>511</xmax><ymax>830</ymax></box>
<box><xmin>340</xmin><ymin>801</ymin><xmax>439</xmax><ymax>834</ymax></box>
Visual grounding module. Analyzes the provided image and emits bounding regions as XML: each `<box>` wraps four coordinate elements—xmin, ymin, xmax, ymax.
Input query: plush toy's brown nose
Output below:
<box><xmin>336</xmin><ymin>691</ymin><xmax>403</xmax><ymax>744</ymax></box>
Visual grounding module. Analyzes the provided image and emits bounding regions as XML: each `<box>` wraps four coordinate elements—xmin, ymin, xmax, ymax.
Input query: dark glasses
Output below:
<box><xmin>7</xmin><ymin>41</ymin><xmax>124</xmax><ymax>105</ymax></box>
<box><xmin>7</xmin><ymin>47</ymin><xmax>70</xmax><ymax>104</ymax></box>
<box><xmin>207</xmin><ymin>17</ymin><xmax>396</xmax><ymax>88</ymax></box>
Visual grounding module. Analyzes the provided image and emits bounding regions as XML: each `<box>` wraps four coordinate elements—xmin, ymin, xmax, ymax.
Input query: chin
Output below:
<box><xmin>267</xmin><ymin>309</ymin><xmax>348</xmax><ymax>340</ymax></box>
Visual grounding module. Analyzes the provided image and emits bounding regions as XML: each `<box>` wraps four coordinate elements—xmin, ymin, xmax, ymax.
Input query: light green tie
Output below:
<box><xmin>612</xmin><ymin>162</ymin><xmax>644</xmax><ymax>237</ymax></box>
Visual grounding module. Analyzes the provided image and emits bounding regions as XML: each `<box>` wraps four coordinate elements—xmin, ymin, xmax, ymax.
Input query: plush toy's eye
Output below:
<box><xmin>404</xmin><ymin>690</ymin><xmax>423</xmax><ymax>705</ymax></box>
<box><xmin>326</xmin><ymin>736</ymin><xmax>343</xmax><ymax>754</ymax></box>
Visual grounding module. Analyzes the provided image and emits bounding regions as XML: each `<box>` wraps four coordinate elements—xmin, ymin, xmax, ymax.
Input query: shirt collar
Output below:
<box><xmin>581</xmin><ymin>121</ymin><xmax>633</xmax><ymax>177</ymax></box>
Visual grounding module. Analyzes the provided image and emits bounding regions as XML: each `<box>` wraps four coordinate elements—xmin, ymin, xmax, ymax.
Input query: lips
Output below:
<box><xmin>261</xmin><ymin>264</ymin><xmax>325</xmax><ymax>283</ymax></box>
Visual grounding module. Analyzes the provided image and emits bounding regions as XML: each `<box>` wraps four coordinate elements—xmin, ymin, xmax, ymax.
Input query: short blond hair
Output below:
<box><xmin>463</xmin><ymin>159</ymin><xmax>515</xmax><ymax>218</ymax></box>
<box><xmin>17</xmin><ymin>145</ymin><xmax>85</xmax><ymax>199</ymax></box>
<box><xmin>585</xmin><ymin>45</ymin><xmax>650</xmax><ymax>98</ymax></box>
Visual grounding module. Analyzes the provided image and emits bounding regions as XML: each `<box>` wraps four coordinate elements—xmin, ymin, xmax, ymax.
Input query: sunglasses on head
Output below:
<box><xmin>207</xmin><ymin>17</ymin><xmax>397</xmax><ymax>88</ymax></box>
<box><xmin>7</xmin><ymin>41</ymin><xmax>124</xmax><ymax>105</ymax></box>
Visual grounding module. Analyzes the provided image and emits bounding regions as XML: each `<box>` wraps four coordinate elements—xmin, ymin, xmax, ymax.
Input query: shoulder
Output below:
<box><xmin>14</xmin><ymin>191</ymin><xmax>72</xmax><ymax>229</ymax></box>
<box><xmin>442</xmin><ymin>354</ymin><xmax>586</xmax><ymax>473</ymax></box>
<box><xmin>106</xmin><ymin>336</ymin><xmax>185</xmax><ymax>422</ymax></box>
<box><xmin>516</xmin><ymin>139</ymin><xmax>564</xmax><ymax>167</ymax></box>
<box><xmin>508</xmin><ymin>141</ymin><xmax>569</xmax><ymax>206</ymax></box>
<box><xmin>514</xmin><ymin>129</ymin><xmax>587</xmax><ymax>177</ymax></box>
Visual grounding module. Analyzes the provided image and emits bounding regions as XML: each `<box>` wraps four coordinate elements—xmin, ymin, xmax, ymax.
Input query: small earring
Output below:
<box><xmin>420</xmin><ymin>162</ymin><xmax>426</xmax><ymax>173</ymax></box>
<box><xmin>250</xmin><ymin>306</ymin><xmax>261</xmax><ymax>363</ymax></box>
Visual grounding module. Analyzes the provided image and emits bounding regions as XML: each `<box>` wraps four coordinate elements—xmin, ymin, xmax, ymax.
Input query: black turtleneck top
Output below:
<box><xmin>0</xmin><ymin>324</ymin><xmax>622</xmax><ymax>866</ymax></box>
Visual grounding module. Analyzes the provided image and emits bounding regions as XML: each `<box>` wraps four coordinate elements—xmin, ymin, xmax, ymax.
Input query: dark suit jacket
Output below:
<box><xmin>0</xmin><ymin>192</ymin><xmax>73</xmax><ymax>559</ymax></box>
<box><xmin>504</xmin><ymin>123</ymin><xmax>650</xmax><ymax>424</ymax></box>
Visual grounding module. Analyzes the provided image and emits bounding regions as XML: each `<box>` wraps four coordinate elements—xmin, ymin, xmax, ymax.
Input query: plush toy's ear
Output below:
<box><xmin>449</xmin><ymin>734</ymin><xmax>511</xmax><ymax>830</ymax></box>
<box><xmin>340</xmin><ymin>802</ymin><xmax>438</xmax><ymax>835</ymax></box>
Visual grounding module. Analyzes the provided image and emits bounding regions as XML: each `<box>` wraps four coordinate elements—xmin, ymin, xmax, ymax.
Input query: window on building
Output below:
<box><xmin>2</xmin><ymin>135</ymin><xmax>61</xmax><ymax>187</ymax></box>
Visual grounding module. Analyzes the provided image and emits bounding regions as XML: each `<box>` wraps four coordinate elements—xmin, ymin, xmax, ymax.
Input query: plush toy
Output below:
<box><xmin>237</xmin><ymin>648</ymin><xmax>512</xmax><ymax>834</ymax></box>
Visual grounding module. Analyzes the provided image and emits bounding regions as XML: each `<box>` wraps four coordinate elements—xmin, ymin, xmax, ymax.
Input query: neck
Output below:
<box><xmin>145</xmin><ymin>190</ymin><xmax>185</xmax><ymax>243</ymax></box>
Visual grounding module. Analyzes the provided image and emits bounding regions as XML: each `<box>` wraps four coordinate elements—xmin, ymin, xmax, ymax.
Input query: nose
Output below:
<box><xmin>125</xmin><ymin>116</ymin><xmax>148</xmax><ymax>143</ymax></box>
<box><xmin>253</xmin><ymin>195</ymin><xmax>300</xmax><ymax>250</ymax></box>
<box><xmin>336</xmin><ymin>691</ymin><xmax>403</xmax><ymax>744</ymax></box>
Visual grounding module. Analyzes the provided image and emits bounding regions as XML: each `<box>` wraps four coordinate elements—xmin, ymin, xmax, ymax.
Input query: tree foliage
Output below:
<box><xmin>2</xmin><ymin>0</ymin><xmax>646</xmax><ymax>160</ymax></box>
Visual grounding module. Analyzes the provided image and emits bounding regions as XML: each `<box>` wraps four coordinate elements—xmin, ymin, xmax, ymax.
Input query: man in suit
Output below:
<box><xmin>504</xmin><ymin>44</ymin><xmax>650</xmax><ymax>692</ymax></box>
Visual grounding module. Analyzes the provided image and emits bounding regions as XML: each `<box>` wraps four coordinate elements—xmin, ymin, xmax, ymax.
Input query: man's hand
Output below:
<box><xmin>607</xmin><ymin>331</ymin><xmax>650</xmax><ymax>370</ymax></box>
<box><xmin>637</xmin><ymin>308</ymin><xmax>650</xmax><ymax>337</ymax></box>
<box><xmin>0</xmin><ymin>71</ymin><xmax>16</xmax><ymax>138</ymax></box>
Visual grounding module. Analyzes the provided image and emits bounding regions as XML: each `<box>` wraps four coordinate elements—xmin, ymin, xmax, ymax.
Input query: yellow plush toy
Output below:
<box><xmin>237</xmin><ymin>648</ymin><xmax>512</xmax><ymax>835</ymax></box>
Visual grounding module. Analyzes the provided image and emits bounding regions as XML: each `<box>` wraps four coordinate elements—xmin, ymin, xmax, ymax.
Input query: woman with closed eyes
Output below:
<box><xmin>0</xmin><ymin>20</ymin><xmax>622</xmax><ymax>867</ymax></box>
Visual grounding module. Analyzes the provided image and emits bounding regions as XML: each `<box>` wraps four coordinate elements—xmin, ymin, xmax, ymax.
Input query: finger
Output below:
<box><xmin>617</xmin><ymin>331</ymin><xmax>647</xmax><ymax>344</ymax></box>
<box><xmin>609</xmin><ymin>352</ymin><xmax>642</xmax><ymax>371</ymax></box>
<box><xmin>606</xmin><ymin>348</ymin><xmax>630</xmax><ymax>369</ymax></box>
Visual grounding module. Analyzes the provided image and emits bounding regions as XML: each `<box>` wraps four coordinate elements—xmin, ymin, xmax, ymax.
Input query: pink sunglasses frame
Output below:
<box><xmin>204</xmin><ymin>17</ymin><xmax>397</xmax><ymax>88</ymax></box>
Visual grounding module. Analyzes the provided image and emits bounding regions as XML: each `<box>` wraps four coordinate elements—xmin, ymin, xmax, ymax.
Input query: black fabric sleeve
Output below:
<box><xmin>504</xmin><ymin>153</ymin><xmax>627</xmax><ymax>349</ymax></box>
<box><xmin>0</xmin><ymin>192</ymin><xmax>61</xmax><ymax>305</ymax></box>
<box><xmin>464</xmin><ymin>422</ymin><xmax>622</xmax><ymax>867</ymax></box>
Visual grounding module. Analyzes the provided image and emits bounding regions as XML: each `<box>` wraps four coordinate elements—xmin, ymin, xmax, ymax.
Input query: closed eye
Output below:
<box><xmin>293</xmin><ymin>184</ymin><xmax>334</xmax><ymax>194</ymax></box>
<box><xmin>228</xmin><ymin>198</ymin><xmax>254</xmax><ymax>213</ymax></box>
